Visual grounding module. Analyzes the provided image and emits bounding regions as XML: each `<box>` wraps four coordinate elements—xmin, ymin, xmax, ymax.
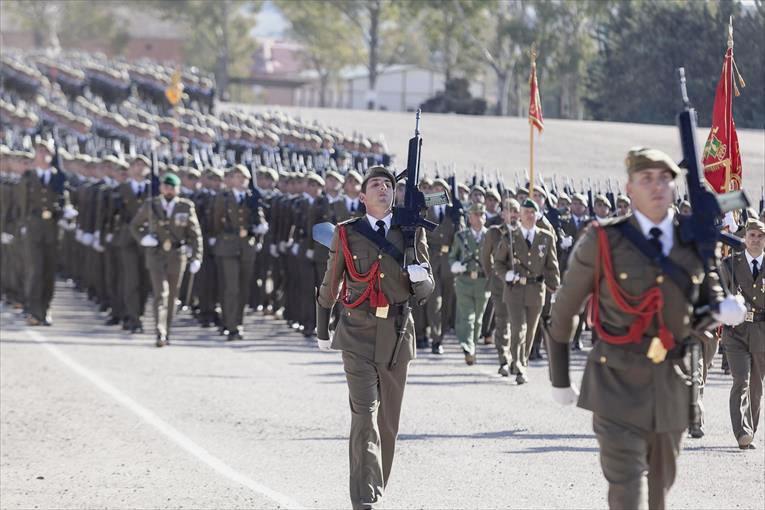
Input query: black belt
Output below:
<box><xmin>747</xmin><ymin>311</ymin><xmax>765</xmax><ymax>323</ymax></box>
<box><xmin>509</xmin><ymin>275</ymin><xmax>544</xmax><ymax>285</ymax></box>
<box><xmin>343</xmin><ymin>302</ymin><xmax>407</xmax><ymax>317</ymax></box>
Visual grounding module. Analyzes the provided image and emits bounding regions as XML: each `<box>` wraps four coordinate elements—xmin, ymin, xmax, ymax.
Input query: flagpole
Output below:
<box><xmin>529</xmin><ymin>123</ymin><xmax>535</xmax><ymax>196</ymax></box>
<box><xmin>724</xmin><ymin>16</ymin><xmax>734</xmax><ymax>193</ymax></box>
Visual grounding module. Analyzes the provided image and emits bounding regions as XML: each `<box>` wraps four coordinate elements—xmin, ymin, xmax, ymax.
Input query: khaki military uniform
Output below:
<box><xmin>115</xmin><ymin>180</ymin><xmax>151</xmax><ymax>329</ymax></box>
<box><xmin>130</xmin><ymin>196</ymin><xmax>202</xmax><ymax>339</ymax></box>
<box><xmin>494</xmin><ymin>225</ymin><xmax>559</xmax><ymax>375</ymax></box>
<box><xmin>424</xmin><ymin>206</ymin><xmax>460</xmax><ymax>347</ymax></box>
<box><xmin>317</xmin><ymin>216</ymin><xmax>434</xmax><ymax>510</ymax></box>
<box><xmin>449</xmin><ymin>228</ymin><xmax>489</xmax><ymax>356</ymax></box>
<box><xmin>720</xmin><ymin>251</ymin><xmax>765</xmax><ymax>444</ymax></box>
<box><xmin>548</xmin><ymin>214</ymin><xmax>724</xmax><ymax>509</ymax></box>
<box><xmin>481</xmin><ymin>224</ymin><xmax>512</xmax><ymax>367</ymax></box>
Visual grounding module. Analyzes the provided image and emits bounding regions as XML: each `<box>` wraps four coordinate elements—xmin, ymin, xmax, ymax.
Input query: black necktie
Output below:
<box><xmin>649</xmin><ymin>227</ymin><xmax>663</xmax><ymax>256</ymax></box>
<box><xmin>137</xmin><ymin>184</ymin><xmax>144</xmax><ymax>197</ymax></box>
<box><xmin>753</xmin><ymin>259</ymin><xmax>760</xmax><ymax>280</ymax></box>
<box><xmin>375</xmin><ymin>220</ymin><xmax>386</xmax><ymax>239</ymax></box>
<box><xmin>438</xmin><ymin>206</ymin><xmax>444</xmax><ymax>223</ymax></box>
<box><xmin>525</xmin><ymin>233</ymin><xmax>532</xmax><ymax>249</ymax></box>
<box><xmin>40</xmin><ymin>174</ymin><xmax>46</xmax><ymax>187</ymax></box>
<box><xmin>350</xmin><ymin>201</ymin><xmax>356</xmax><ymax>212</ymax></box>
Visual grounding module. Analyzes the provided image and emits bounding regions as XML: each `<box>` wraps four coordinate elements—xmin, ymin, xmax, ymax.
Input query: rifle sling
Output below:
<box><xmin>349</xmin><ymin>219</ymin><xmax>405</xmax><ymax>266</ymax></box>
<box><xmin>613</xmin><ymin>221</ymin><xmax>694</xmax><ymax>298</ymax></box>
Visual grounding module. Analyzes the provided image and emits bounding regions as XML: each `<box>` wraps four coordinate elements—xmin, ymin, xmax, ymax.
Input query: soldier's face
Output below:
<box><xmin>470</xmin><ymin>192</ymin><xmax>485</xmax><ymax>204</ymax></box>
<box><xmin>571</xmin><ymin>201</ymin><xmax>586</xmax><ymax>216</ymax></box>
<box><xmin>594</xmin><ymin>203</ymin><xmax>610</xmax><ymax>218</ymax></box>
<box><xmin>532</xmin><ymin>191</ymin><xmax>546</xmax><ymax>208</ymax></box>
<box><xmin>521</xmin><ymin>207</ymin><xmax>536</xmax><ymax>227</ymax></box>
<box><xmin>361</xmin><ymin>177</ymin><xmax>393</xmax><ymax>213</ymax></box>
<box><xmin>468</xmin><ymin>212</ymin><xmax>485</xmax><ymax>230</ymax></box>
<box><xmin>501</xmin><ymin>207</ymin><xmax>519</xmax><ymax>226</ymax></box>
<box><xmin>344</xmin><ymin>178</ymin><xmax>361</xmax><ymax>197</ymax></box>
<box><xmin>626</xmin><ymin>168</ymin><xmax>675</xmax><ymax>219</ymax></box>
<box><xmin>34</xmin><ymin>147</ymin><xmax>52</xmax><ymax>167</ymax></box>
<box><xmin>231</xmin><ymin>173</ymin><xmax>247</xmax><ymax>190</ymax></box>
<box><xmin>744</xmin><ymin>229</ymin><xmax>765</xmax><ymax>256</ymax></box>
<box><xmin>617</xmin><ymin>204</ymin><xmax>630</xmax><ymax>216</ymax></box>
<box><xmin>486</xmin><ymin>196</ymin><xmax>499</xmax><ymax>212</ymax></box>
<box><xmin>161</xmin><ymin>183</ymin><xmax>177</xmax><ymax>199</ymax></box>
<box><xmin>307</xmin><ymin>181</ymin><xmax>322</xmax><ymax>198</ymax></box>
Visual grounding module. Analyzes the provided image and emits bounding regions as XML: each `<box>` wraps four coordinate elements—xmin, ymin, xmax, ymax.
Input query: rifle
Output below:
<box><xmin>675</xmin><ymin>67</ymin><xmax>750</xmax><ymax>436</ymax></box>
<box><xmin>390</xmin><ymin>110</ymin><xmax>448</xmax><ymax>369</ymax></box>
<box><xmin>447</xmin><ymin>171</ymin><xmax>465</xmax><ymax>225</ymax></box>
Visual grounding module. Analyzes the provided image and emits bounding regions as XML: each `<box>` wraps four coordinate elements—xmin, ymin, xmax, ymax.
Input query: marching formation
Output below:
<box><xmin>2</xmin><ymin>49</ymin><xmax>764</xmax><ymax>510</ymax></box>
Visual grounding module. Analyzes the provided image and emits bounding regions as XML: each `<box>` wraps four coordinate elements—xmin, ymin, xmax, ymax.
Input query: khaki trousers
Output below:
<box><xmin>727</xmin><ymin>349</ymin><xmax>765</xmax><ymax>441</ymax></box>
<box><xmin>491</xmin><ymin>289</ymin><xmax>510</xmax><ymax>365</ymax></box>
<box><xmin>23</xmin><ymin>236</ymin><xmax>57</xmax><ymax>321</ymax></box>
<box><xmin>342</xmin><ymin>350</ymin><xmax>409</xmax><ymax>510</ymax></box>
<box><xmin>506</xmin><ymin>284</ymin><xmax>544</xmax><ymax>375</ymax></box>
<box><xmin>146</xmin><ymin>249</ymin><xmax>186</xmax><ymax>337</ymax></box>
<box><xmin>593</xmin><ymin>414</ymin><xmax>683</xmax><ymax>510</ymax></box>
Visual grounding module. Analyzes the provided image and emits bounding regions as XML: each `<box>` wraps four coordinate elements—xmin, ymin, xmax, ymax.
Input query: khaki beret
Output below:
<box><xmin>229</xmin><ymin>164</ymin><xmax>251</xmax><ymax>180</ymax></box>
<box><xmin>362</xmin><ymin>165</ymin><xmax>396</xmax><ymax>191</ymax></box>
<box><xmin>131</xmin><ymin>154</ymin><xmax>151</xmax><ymax>167</ymax></box>
<box><xmin>325</xmin><ymin>170</ymin><xmax>344</xmax><ymax>184</ymax></box>
<box><xmin>204</xmin><ymin>167</ymin><xmax>224</xmax><ymax>179</ymax></box>
<box><xmin>557</xmin><ymin>192</ymin><xmax>571</xmax><ymax>204</ymax></box>
<box><xmin>571</xmin><ymin>193</ymin><xmax>587</xmax><ymax>205</ymax></box>
<box><xmin>502</xmin><ymin>198</ymin><xmax>521</xmax><ymax>211</ymax></box>
<box><xmin>470</xmin><ymin>185</ymin><xmax>486</xmax><ymax>196</ymax></box>
<box><xmin>594</xmin><ymin>194</ymin><xmax>612</xmax><ymax>208</ymax></box>
<box><xmin>485</xmin><ymin>188</ymin><xmax>501</xmax><ymax>201</ymax></box>
<box><xmin>457</xmin><ymin>183</ymin><xmax>470</xmax><ymax>194</ymax></box>
<box><xmin>616</xmin><ymin>195</ymin><xmax>631</xmax><ymax>206</ymax></box>
<box><xmin>305</xmin><ymin>172</ymin><xmax>325</xmax><ymax>187</ymax></box>
<box><xmin>625</xmin><ymin>147</ymin><xmax>681</xmax><ymax>177</ymax></box>
<box><xmin>431</xmin><ymin>178</ymin><xmax>450</xmax><ymax>192</ymax></box>
<box><xmin>468</xmin><ymin>202</ymin><xmax>486</xmax><ymax>215</ymax></box>
<box><xmin>35</xmin><ymin>138</ymin><xmax>54</xmax><ymax>154</ymax></box>
<box><xmin>516</xmin><ymin>186</ymin><xmax>529</xmax><ymax>196</ymax></box>
<box><xmin>346</xmin><ymin>169</ymin><xmax>363</xmax><ymax>184</ymax></box>
<box><xmin>745</xmin><ymin>219</ymin><xmax>765</xmax><ymax>234</ymax></box>
<box><xmin>104</xmin><ymin>155</ymin><xmax>128</xmax><ymax>169</ymax></box>
<box><xmin>530</xmin><ymin>186</ymin><xmax>547</xmax><ymax>199</ymax></box>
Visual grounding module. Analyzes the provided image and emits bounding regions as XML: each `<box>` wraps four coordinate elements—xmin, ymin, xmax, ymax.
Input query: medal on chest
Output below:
<box><xmin>163</xmin><ymin>239</ymin><xmax>172</xmax><ymax>251</ymax></box>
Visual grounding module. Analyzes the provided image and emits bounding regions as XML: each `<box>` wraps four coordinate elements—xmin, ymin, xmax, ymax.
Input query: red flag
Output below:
<box><xmin>702</xmin><ymin>47</ymin><xmax>742</xmax><ymax>193</ymax></box>
<box><xmin>528</xmin><ymin>59</ymin><xmax>544</xmax><ymax>133</ymax></box>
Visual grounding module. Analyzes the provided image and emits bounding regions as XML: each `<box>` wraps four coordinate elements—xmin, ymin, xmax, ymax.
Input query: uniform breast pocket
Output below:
<box><xmin>352</xmin><ymin>255</ymin><xmax>369</xmax><ymax>274</ymax></box>
<box><xmin>613</xmin><ymin>263</ymin><xmax>648</xmax><ymax>296</ymax></box>
<box><xmin>173</xmin><ymin>212</ymin><xmax>189</xmax><ymax>227</ymax></box>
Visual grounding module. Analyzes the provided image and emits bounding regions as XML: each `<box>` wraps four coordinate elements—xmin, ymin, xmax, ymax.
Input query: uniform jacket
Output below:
<box><xmin>209</xmin><ymin>189</ymin><xmax>265</xmax><ymax>257</ymax></box>
<box><xmin>317</xmin><ymin>216</ymin><xmax>434</xmax><ymax>364</ymax></box>
<box><xmin>481</xmin><ymin>223</ymin><xmax>510</xmax><ymax>296</ymax></box>
<box><xmin>129</xmin><ymin>196</ymin><xmax>203</xmax><ymax>263</ymax></box>
<box><xmin>720</xmin><ymin>252</ymin><xmax>765</xmax><ymax>352</ymax></box>
<box><xmin>18</xmin><ymin>168</ymin><xmax>69</xmax><ymax>244</ymax></box>
<box><xmin>549</xmin><ymin>213</ymin><xmax>724</xmax><ymax>432</ymax></box>
<box><xmin>449</xmin><ymin>228</ymin><xmax>487</xmax><ymax>281</ymax></box>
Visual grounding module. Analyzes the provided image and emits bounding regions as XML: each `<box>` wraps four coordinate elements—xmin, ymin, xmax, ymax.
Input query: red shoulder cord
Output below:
<box><xmin>591</xmin><ymin>224</ymin><xmax>675</xmax><ymax>351</ymax></box>
<box><xmin>336</xmin><ymin>225</ymin><xmax>389</xmax><ymax>309</ymax></box>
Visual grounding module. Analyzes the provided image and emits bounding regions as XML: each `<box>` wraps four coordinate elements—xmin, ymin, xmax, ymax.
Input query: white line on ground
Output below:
<box><xmin>23</xmin><ymin>328</ymin><xmax>305</xmax><ymax>510</ymax></box>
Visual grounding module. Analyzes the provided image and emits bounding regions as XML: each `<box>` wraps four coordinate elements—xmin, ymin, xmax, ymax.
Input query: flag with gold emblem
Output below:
<box><xmin>528</xmin><ymin>55</ymin><xmax>544</xmax><ymax>133</ymax></box>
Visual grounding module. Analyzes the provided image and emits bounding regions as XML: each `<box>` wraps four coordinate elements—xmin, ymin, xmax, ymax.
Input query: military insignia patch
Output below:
<box><xmin>537</xmin><ymin>244</ymin><xmax>546</xmax><ymax>258</ymax></box>
<box><xmin>174</xmin><ymin>212</ymin><xmax>189</xmax><ymax>227</ymax></box>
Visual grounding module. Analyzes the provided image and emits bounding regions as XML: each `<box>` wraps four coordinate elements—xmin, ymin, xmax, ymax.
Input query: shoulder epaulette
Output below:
<box><xmin>338</xmin><ymin>216</ymin><xmax>362</xmax><ymax>226</ymax></box>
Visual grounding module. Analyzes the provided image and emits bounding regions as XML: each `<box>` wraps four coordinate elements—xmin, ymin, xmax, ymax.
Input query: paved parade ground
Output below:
<box><xmin>1</xmin><ymin>281</ymin><xmax>763</xmax><ymax>509</ymax></box>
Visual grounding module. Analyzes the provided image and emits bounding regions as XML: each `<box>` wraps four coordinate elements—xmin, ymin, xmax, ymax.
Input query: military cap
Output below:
<box><xmin>325</xmin><ymin>169</ymin><xmax>345</xmax><ymax>184</ymax></box>
<box><xmin>34</xmin><ymin>138</ymin><xmax>54</xmax><ymax>154</ymax></box>
<box><xmin>625</xmin><ymin>147</ymin><xmax>681</xmax><ymax>177</ymax></box>
<box><xmin>131</xmin><ymin>154</ymin><xmax>151</xmax><ymax>167</ymax></box>
<box><xmin>306</xmin><ymin>172</ymin><xmax>325</xmax><ymax>187</ymax></box>
<box><xmin>485</xmin><ymin>188</ymin><xmax>501</xmax><ymax>201</ymax></box>
<box><xmin>557</xmin><ymin>192</ymin><xmax>571</xmax><ymax>204</ymax></box>
<box><xmin>516</xmin><ymin>186</ymin><xmax>529</xmax><ymax>196</ymax></box>
<box><xmin>521</xmin><ymin>198</ymin><xmax>539</xmax><ymax>212</ymax></box>
<box><xmin>571</xmin><ymin>192</ymin><xmax>587</xmax><ymax>205</ymax></box>
<box><xmin>745</xmin><ymin>219</ymin><xmax>765</xmax><ymax>234</ymax></box>
<box><xmin>361</xmin><ymin>165</ymin><xmax>396</xmax><ymax>191</ymax></box>
<box><xmin>431</xmin><ymin>178</ymin><xmax>450</xmax><ymax>192</ymax></box>
<box><xmin>103</xmin><ymin>154</ymin><xmax>128</xmax><ymax>169</ymax></box>
<box><xmin>530</xmin><ymin>186</ymin><xmax>548</xmax><ymax>199</ymax></box>
<box><xmin>679</xmin><ymin>199</ymin><xmax>691</xmax><ymax>209</ymax></box>
<box><xmin>346</xmin><ymin>169</ymin><xmax>363</xmax><ymax>184</ymax></box>
<box><xmin>229</xmin><ymin>164</ymin><xmax>251</xmax><ymax>180</ymax></box>
<box><xmin>594</xmin><ymin>194</ymin><xmax>612</xmax><ymax>208</ymax></box>
<box><xmin>162</xmin><ymin>172</ymin><xmax>181</xmax><ymax>188</ymax></box>
<box><xmin>457</xmin><ymin>182</ymin><xmax>470</xmax><ymax>194</ymax></box>
<box><xmin>468</xmin><ymin>202</ymin><xmax>486</xmax><ymax>215</ymax></box>
<box><xmin>471</xmin><ymin>185</ymin><xmax>486</xmax><ymax>196</ymax></box>
<box><xmin>502</xmin><ymin>198</ymin><xmax>521</xmax><ymax>211</ymax></box>
<box><xmin>616</xmin><ymin>195</ymin><xmax>631</xmax><ymax>206</ymax></box>
<box><xmin>185</xmin><ymin>167</ymin><xmax>202</xmax><ymax>179</ymax></box>
<box><xmin>257</xmin><ymin>166</ymin><xmax>279</xmax><ymax>181</ymax></box>
<box><xmin>204</xmin><ymin>167</ymin><xmax>224</xmax><ymax>180</ymax></box>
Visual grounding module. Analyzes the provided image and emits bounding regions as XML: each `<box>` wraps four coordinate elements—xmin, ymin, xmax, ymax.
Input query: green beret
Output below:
<box><xmin>521</xmin><ymin>198</ymin><xmax>539</xmax><ymax>212</ymax></box>
<box><xmin>162</xmin><ymin>172</ymin><xmax>181</xmax><ymax>187</ymax></box>
<box><xmin>362</xmin><ymin>165</ymin><xmax>396</xmax><ymax>191</ymax></box>
<box><xmin>625</xmin><ymin>147</ymin><xmax>681</xmax><ymax>178</ymax></box>
<box><xmin>745</xmin><ymin>219</ymin><xmax>765</xmax><ymax>234</ymax></box>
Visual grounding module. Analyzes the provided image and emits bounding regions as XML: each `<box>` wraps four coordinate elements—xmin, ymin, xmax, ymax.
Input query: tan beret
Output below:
<box><xmin>305</xmin><ymin>172</ymin><xmax>325</xmax><ymax>187</ymax></box>
<box><xmin>468</xmin><ymin>202</ymin><xmax>486</xmax><ymax>215</ymax></box>
<box><xmin>625</xmin><ymin>147</ymin><xmax>681</xmax><ymax>177</ymax></box>
<box><xmin>229</xmin><ymin>164</ymin><xmax>251</xmax><ymax>180</ymax></box>
<box><xmin>745</xmin><ymin>219</ymin><xmax>765</xmax><ymax>234</ymax></box>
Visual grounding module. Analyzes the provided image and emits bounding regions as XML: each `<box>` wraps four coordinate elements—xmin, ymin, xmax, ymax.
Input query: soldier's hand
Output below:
<box><xmin>560</xmin><ymin>235</ymin><xmax>573</xmax><ymax>250</ymax></box>
<box><xmin>81</xmin><ymin>232</ymin><xmax>94</xmax><ymax>246</ymax></box>
<box><xmin>551</xmin><ymin>384</ymin><xmax>579</xmax><ymax>406</ymax></box>
<box><xmin>269</xmin><ymin>244</ymin><xmax>278</xmax><ymax>257</ymax></box>
<box><xmin>450</xmin><ymin>261</ymin><xmax>466</xmax><ymax>274</ymax></box>
<box><xmin>407</xmin><ymin>263</ymin><xmax>429</xmax><ymax>283</ymax></box>
<box><xmin>20</xmin><ymin>226</ymin><xmax>27</xmax><ymax>236</ymax></box>
<box><xmin>290</xmin><ymin>243</ymin><xmax>299</xmax><ymax>256</ymax></box>
<box><xmin>317</xmin><ymin>335</ymin><xmax>333</xmax><ymax>351</ymax></box>
<box><xmin>208</xmin><ymin>237</ymin><xmax>217</xmax><ymax>246</ymax></box>
<box><xmin>0</xmin><ymin>232</ymin><xmax>13</xmax><ymax>244</ymax></box>
<box><xmin>140</xmin><ymin>235</ymin><xmax>159</xmax><ymax>247</ymax></box>
<box><xmin>106</xmin><ymin>233</ymin><xmax>113</xmax><ymax>243</ymax></box>
<box><xmin>505</xmin><ymin>270</ymin><xmax>520</xmax><ymax>283</ymax></box>
<box><xmin>189</xmin><ymin>259</ymin><xmax>201</xmax><ymax>274</ymax></box>
<box><xmin>63</xmin><ymin>205</ymin><xmax>78</xmax><ymax>220</ymax></box>
<box><xmin>252</xmin><ymin>222</ymin><xmax>269</xmax><ymax>235</ymax></box>
<box><xmin>305</xmin><ymin>249</ymin><xmax>314</xmax><ymax>260</ymax></box>
<box><xmin>713</xmin><ymin>294</ymin><xmax>747</xmax><ymax>326</ymax></box>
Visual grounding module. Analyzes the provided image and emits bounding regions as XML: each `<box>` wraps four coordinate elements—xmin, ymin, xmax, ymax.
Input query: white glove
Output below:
<box><xmin>505</xmin><ymin>270</ymin><xmax>520</xmax><ymax>283</ymax></box>
<box><xmin>560</xmin><ymin>235</ymin><xmax>573</xmax><ymax>250</ymax></box>
<box><xmin>305</xmin><ymin>248</ymin><xmax>314</xmax><ymax>260</ymax></box>
<box><xmin>20</xmin><ymin>226</ymin><xmax>27</xmax><ymax>236</ymax></box>
<box><xmin>93</xmin><ymin>240</ymin><xmax>105</xmax><ymax>253</ymax></box>
<box><xmin>57</xmin><ymin>219</ymin><xmax>69</xmax><ymax>229</ymax></box>
<box><xmin>208</xmin><ymin>237</ymin><xmax>217</xmax><ymax>247</ymax></box>
<box><xmin>105</xmin><ymin>233</ymin><xmax>113</xmax><ymax>243</ymax></box>
<box><xmin>407</xmin><ymin>263</ymin><xmax>429</xmax><ymax>283</ymax></box>
<box><xmin>278</xmin><ymin>241</ymin><xmax>287</xmax><ymax>253</ymax></box>
<box><xmin>94</xmin><ymin>231</ymin><xmax>101</xmax><ymax>243</ymax></box>
<box><xmin>66</xmin><ymin>221</ymin><xmax>77</xmax><ymax>232</ymax></box>
<box><xmin>188</xmin><ymin>259</ymin><xmax>201</xmax><ymax>274</ymax></box>
<box><xmin>0</xmin><ymin>232</ymin><xmax>13</xmax><ymax>244</ymax></box>
<box><xmin>317</xmin><ymin>336</ymin><xmax>332</xmax><ymax>351</ymax></box>
<box><xmin>63</xmin><ymin>205</ymin><xmax>78</xmax><ymax>219</ymax></box>
<box><xmin>450</xmin><ymin>261</ymin><xmax>466</xmax><ymax>274</ymax></box>
<box><xmin>713</xmin><ymin>294</ymin><xmax>747</xmax><ymax>326</ymax></box>
<box><xmin>722</xmin><ymin>211</ymin><xmax>738</xmax><ymax>232</ymax></box>
<box><xmin>256</xmin><ymin>242</ymin><xmax>263</xmax><ymax>253</ymax></box>
<box><xmin>81</xmin><ymin>232</ymin><xmax>94</xmax><ymax>246</ymax></box>
<box><xmin>75</xmin><ymin>228</ymin><xmax>83</xmax><ymax>242</ymax></box>
<box><xmin>252</xmin><ymin>223</ymin><xmax>269</xmax><ymax>235</ymax></box>
<box><xmin>140</xmin><ymin>235</ymin><xmax>158</xmax><ymax>247</ymax></box>
<box><xmin>552</xmin><ymin>385</ymin><xmax>580</xmax><ymax>406</ymax></box>
<box><xmin>290</xmin><ymin>243</ymin><xmax>299</xmax><ymax>256</ymax></box>
<box><xmin>269</xmin><ymin>244</ymin><xmax>278</xmax><ymax>257</ymax></box>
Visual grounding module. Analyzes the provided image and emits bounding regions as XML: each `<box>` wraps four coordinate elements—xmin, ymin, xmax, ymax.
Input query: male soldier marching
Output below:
<box><xmin>545</xmin><ymin>148</ymin><xmax>745</xmax><ymax>509</ymax></box>
<box><xmin>315</xmin><ymin>166</ymin><xmax>434</xmax><ymax>510</ymax></box>
<box><xmin>130</xmin><ymin>172</ymin><xmax>203</xmax><ymax>346</ymax></box>
<box><xmin>494</xmin><ymin>199</ymin><xmax>559</xmax><ymax>383</ymax></box>
<box><xmin>719</xmin><ymin>219</ymin><xmax>765</xmax><ymax>450</ymax></box>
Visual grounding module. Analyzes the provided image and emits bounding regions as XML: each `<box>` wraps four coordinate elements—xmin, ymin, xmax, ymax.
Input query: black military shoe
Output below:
<box><xmin>431</xmin><ymin>342</ymin><xmax>444</xmax><ymax>355</ymax></box>
<box><xmin>498</xmin><ymin>364</ymin><xmax>510</xmax><ymax>377</ymax></box>
<box><xmin>516</xmin><ymin>373</ymin><xmax>528</xmax><ymax>385</ymax></box>
<box><xmin>105</xmin><ymin>316</ymin><xmax>121</xmax><ymax>326</ymax></box>
<box><xmin>416</xmin><ymin>337</ymin><xmax>429</xmax><ymax>349</ymax></box>
<box><xmin>155</xmin><ymin>334</ymin><xmax>167</xmax><ymax>348</ymax></box>
<box><xmin>130</xmin><ymin>322</ymin><xmax>144</xmax><ymax>334</ymax></box>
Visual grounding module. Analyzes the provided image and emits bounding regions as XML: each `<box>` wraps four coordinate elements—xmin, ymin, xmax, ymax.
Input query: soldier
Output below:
<box><xmin>18</xmin><ymin>140</ymin><xmax>77</xmax><ymax>326</ymax></box>
<box><xmin>545</xmin><ymin>147</ymin><xmax>745</xmax><ymax>509</ymax></box>
<box><xmin>425</xmin><ymin>178</ymin><xmax>460</xmax><ymax>354</ymax></box>
<box><xmin>593</xmin><ymin>193</ymin><xmax>613</xmax><ymax>222</ymax></box>
<box><xmin>209</xmin><ymin>165</ymin><xmax>267</xmax><ymax>341</ymax></box>
<box><xmin>484</xmin><ymin>188</ymin><xmax>502</xmax><ymax>227</ymax></box>
<box><xmin>195</xmin><ymin>167</ymin><xmax>223</xmax><ymax>328</ymax></box>
<box><xmin>450</xmin><ymin>202</ymin><xmax>490</xmax><ymax>365</ymax></box>
<box><xmin>494</xmin><ymin>199</ymin><xmax>559</xmax><ymax>383</ymax></box>
<box><xmin>130</xmin><ymin>172</ymin><xmax>203</xmax><ymax>346</ymax></box>
<box><xmin>719</xmin><ymin>219</ymin><xmax>765</xmax><ymax>450</ymax></box>
<box><xmin>482</xmin><ymin>198</ymin><xmax>520</xmax><ymax>376</ymax></box>
<box><xmin>616</xmin><ymin>195</ymin><xmax>631</xmax><ymax>217</ymax></box>
<box><xmin>315</xmin><ymin>166</ymin><xmax>434</xmax><ymax>510</ymax></box>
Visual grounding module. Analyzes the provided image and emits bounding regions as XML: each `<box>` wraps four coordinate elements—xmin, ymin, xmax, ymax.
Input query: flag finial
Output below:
<box><xmin>728</xmin><ymin>16</ymin><xmax>734</xmax><ymax>49</ymax></box>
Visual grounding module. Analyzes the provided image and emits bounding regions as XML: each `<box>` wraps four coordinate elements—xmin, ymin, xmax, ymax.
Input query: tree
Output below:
<box><xmin>275</xmin><ymin>0</ymin><xmax>363</xmax><ymax>107</ymax></box>
<box><xmin>151</xmin><ymin>0</ymin><xmax>260</xmax><ymax>101</ymax></box>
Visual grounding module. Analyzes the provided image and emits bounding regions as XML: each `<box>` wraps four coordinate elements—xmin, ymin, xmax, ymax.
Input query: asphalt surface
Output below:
<box><xmin>1</xmin><ymin>281</ymin><xmax>763</xmax><ymax>509</ymax></box>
